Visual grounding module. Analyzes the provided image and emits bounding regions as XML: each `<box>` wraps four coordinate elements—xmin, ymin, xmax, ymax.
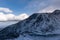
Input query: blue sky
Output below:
<box><xmin>0</xmin><ymin>0</ymin><xmax>60</xmax><ymax>15</ymax></box>
<box><xmin>0</xmin><ymin>0</ymin><xmax>32</xmax><ymax>15</ymax></box>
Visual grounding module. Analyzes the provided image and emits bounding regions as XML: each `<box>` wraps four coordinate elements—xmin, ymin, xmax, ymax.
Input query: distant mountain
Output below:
<box><xmin>0</xmin><ymin>10</ymin><xmax>60</xmax><ymax>40</ymax></box>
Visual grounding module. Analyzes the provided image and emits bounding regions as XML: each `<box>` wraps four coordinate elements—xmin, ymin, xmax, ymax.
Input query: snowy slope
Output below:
<box><xmin>0</xmin><ymin>10</ymin><xmax>60</xmax><ymax>40</ymax></box>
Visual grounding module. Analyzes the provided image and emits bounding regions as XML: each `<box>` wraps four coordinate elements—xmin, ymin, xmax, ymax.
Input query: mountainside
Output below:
<box><xmin>0</xmin><ymin>10</ymin><xmax>60</xmax><ymax>40</ymax></box>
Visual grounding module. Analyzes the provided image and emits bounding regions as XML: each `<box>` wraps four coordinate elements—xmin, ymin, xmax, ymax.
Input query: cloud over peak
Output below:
<box><xmin>38</xmin><ymin>0</ymin><xmax>60</xmax><ymax>13</ymax></box>
<box><xmin>0</xmin><ymin>12</ymin><xmax>29</xmax><ymax>21</ymax></box>
<box><xmin>15</xmin><ymin>13</ymin><xmax>29</xmax><ymax>20</ymax></box>
<box><xmin>0</xmin><ymin>7</ymin><xmax>29</xmax><ymax>21</ymax></box>
<box><xmin>38</xmin><ymin>6</ymin><xmax>58</xmax><ymax>13</ymax></box>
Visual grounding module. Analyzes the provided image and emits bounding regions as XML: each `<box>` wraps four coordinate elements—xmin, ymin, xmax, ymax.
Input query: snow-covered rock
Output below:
<box><xmin>0</xmin><ymin>10</ymin><xmax>60</xmax><ymax>40</ymax></box>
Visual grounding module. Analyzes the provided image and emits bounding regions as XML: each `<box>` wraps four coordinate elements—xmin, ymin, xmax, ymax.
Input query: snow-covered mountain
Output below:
<box><xmin>0</xmin><ymin>10</ymin><xmax>60</xmax><ymax>40</ymax></box>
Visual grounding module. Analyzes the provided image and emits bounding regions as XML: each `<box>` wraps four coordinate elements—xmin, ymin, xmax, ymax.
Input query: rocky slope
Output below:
<box><xmin>0</xmin><ymin>10</ymin><xmax>60</xmax><ymax>40</ymax></box>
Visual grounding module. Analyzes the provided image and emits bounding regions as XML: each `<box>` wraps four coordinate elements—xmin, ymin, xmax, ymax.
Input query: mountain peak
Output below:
<box><xmin>54</xmin><ymin>10</ymin><xmax>60</xmax><ymax>12</ymax></box>
<box><xmin>53</xmin><ymin>10</ymin><xmax>60</xmax><ymax>15</ymax></box>
<box><xmin>0</xmin><ymin>10</ymin><xmax>60</xmax><ymax>39</ymax></box>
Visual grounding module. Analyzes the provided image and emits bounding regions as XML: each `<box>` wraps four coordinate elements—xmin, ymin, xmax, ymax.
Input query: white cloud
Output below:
<box><xmin>38</xmin><ymin>6</ymin><xmax>59</xmax><ymax>13</ymax></box>
<box><xmin>0</xmin><ymin>7</ymin><xmax>13</xmax><ymax>13</ymax></box>
<box><xmin>0</xmin><ymin>7</ymin><xmax>29</xmax><ymax>21</ymax></box>
<box><xmin>38</xmin><ymin>0</ymin><xmax>60</xmax><ymax>13</ymax></box>
<box><xmin>6</xmin><ymin>14</ymin><xmax>15</xmax><ymax>21</ymax></box>
<box><xmin>0</xmin><ymin>12</ymin><xmax>29</xmax><ymax>21</ymax></box>
<box><xmin>0</xmin><ymin>12</ymin><xmax>7</xmax><ymax>21</ymax></box>
<box><xmin>15</xmin><ymin>13</ymin><xmax>29</xmax><ymax>20</ymax></box>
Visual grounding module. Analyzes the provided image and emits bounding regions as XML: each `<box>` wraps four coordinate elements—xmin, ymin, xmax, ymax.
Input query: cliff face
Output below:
<box><xmin>0</xmin><ymin>10</ymin><xmax>60</xmax><ymax>40</ymax></box>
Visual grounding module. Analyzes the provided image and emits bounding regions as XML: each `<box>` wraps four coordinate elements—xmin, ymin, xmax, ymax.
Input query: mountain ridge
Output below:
<box><xmin>0</xmin><ymin>10</ymin><xmax>60</xmax><ymax>40</ymax></box>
